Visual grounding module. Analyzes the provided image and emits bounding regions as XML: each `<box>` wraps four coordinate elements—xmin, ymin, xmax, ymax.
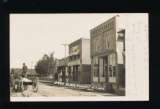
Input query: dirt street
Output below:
<box><xmin>10</xmin><ymin>82</ymin><xmax>116</xmax><ymax>97</ymax></box>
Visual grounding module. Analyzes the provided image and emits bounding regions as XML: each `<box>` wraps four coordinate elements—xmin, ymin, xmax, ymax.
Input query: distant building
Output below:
<box><xmin>68</xmin><ymin>38</ymin><xmax>91</xmax><ymax>84</ymax></box>
<box><xmin>90</xmin><ymin>15</ymin><xmax>125</xmax><ymax>91</ymax></box>
<box><xmin>56</xmin><ymin>57</ymin><xmax>69</xmax><ymax>82</ymax></box>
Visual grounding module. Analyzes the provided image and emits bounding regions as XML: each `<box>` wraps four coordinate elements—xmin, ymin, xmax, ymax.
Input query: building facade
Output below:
<box><xmin>90</xmin><ymin>15</ymin><xmax>125</xmax><ymax>91</ymax></box>
<box><xmin>56</xmin><ymin>57</ymin><xmax>69</xmax><ymax>82</ymax></box>
<box><xmin>68</xmin><ymin>38</ymin><xmax>91</xmax><ymax>84</ymax></box>
<box><xmin>117</xmin><ymin>29</ymin><xmax>125</xmax><ymax>87</ymax></box>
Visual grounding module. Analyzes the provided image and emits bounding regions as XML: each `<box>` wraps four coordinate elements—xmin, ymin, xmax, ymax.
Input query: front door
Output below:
<box><xmin>73</xmin><ymin>66</ymin><xmax>78</xmax><ymax>81</ymax></box>
<box><xmin>108</xmin><ymin>54</ymin><xmax>116</xmax><ymax>83</ymax></box>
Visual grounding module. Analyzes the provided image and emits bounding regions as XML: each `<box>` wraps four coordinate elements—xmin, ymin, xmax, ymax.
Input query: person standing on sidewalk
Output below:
<box><xmin>22</xmin><ymin>63</ymin><xmax>28</xmax><ymax>78</ymax></box>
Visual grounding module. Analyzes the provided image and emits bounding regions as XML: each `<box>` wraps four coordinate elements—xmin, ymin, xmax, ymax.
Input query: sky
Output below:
<box><xmin>10</xmin><ymin>13</ymin><xmax>128</xmax><ymax>68</ymax></box>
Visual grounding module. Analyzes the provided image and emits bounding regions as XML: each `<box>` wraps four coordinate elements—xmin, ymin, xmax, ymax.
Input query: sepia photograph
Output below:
<box><xmin>10</xmin><ymin>13</ymin><xmax>148</xmax><ymax>101</ymax></box>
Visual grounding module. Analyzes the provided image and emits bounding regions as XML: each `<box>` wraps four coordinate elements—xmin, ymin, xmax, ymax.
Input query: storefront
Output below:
<box><xmin>93</xmin><ymin>53</ymin><xmax>117</xmax><ymax>83</ymax></box>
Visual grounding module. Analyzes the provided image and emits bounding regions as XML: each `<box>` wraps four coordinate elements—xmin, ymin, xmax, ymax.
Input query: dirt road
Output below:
<box><xmin>10</xmin><ymin>82</ymin><xmax>116</xmax><ymax>97</ymax></box>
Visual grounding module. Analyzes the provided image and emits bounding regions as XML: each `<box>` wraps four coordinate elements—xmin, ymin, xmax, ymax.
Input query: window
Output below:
<box><xmin>106</xmin><ymin>36</ymin><xmax>109</xmax><ymax>49</ymax></box>
<box><xmin>94</xmin><ymin>57</ymin><xmax>99</xmax><ymax>77</ymax></box>
<box><xmin>72</xmin><ymin>45</ymin><xmax>79</xmax><ymax>51</ymax></box>
<box><xmin>96</xmin><ymin>39</ymin><xmax>99</xmax><ymax>52</ymax></box>
<box><xmin>108</xmin><ymin>54</ymin><xmax>116</xmax><ymax>77</ymax></box>
<box><xmin>74</xmin><ymin>55</ymin><xmax>76</xmax><ymax>60</ymax></box>
<box><xmin>112</xmin><ymin>21</ymin><xmax>114</xmax><ymax>26</ymax></box>
<box><xmin>106</xmin><ymin>24</ymin><xmax>108</xmax><ymax>29</ymax></box>
<box><xmin>77</xmin><ymin>54</ymin><xmax>80</xmax><ymax>59</ymax></box>
<box><xmin>70</xmin><ymin>56</ymin><xmax>72</xmax><ymax>61</ymax></box>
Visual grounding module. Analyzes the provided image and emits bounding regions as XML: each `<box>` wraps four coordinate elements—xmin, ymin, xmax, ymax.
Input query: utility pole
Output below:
<box><xmin>61</xmin><ymin>44</ymin><xmax>68</xmax><ymax>85</ymax></box>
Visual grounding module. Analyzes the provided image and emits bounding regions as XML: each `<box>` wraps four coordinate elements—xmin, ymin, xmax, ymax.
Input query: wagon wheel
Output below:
<box><xmin>23</xmin><ymin>85</ymin><xmax>28</xmax><ymax>90</ymax></box>
<box><xmin>32</xmin><ymin>77</ymin><xmax>39</xmax><ymax>92</ymax></box>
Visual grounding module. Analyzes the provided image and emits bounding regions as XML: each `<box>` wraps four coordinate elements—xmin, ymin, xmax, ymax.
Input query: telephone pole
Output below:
<box><xmin>61</xmin><ymin>44</ymin><xmax>68</xmax><ymax>85</ymax></box>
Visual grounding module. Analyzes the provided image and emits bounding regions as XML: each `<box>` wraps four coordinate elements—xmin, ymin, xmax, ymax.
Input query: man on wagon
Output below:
<box><xmin>22</xmin><ymin>63</ymin><xmax>28</xmax><ymax>78</ymax></box>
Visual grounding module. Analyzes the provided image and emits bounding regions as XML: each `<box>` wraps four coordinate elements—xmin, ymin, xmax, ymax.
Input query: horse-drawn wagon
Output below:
<box><xmin>14</xmin><ymin>77</ymin><xmax>39</xmax><ymax>92</ymax></box>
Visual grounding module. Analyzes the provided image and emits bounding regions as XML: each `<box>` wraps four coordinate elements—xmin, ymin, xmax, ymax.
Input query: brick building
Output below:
<box><xmin>90</xmin><ymin>15</ymin><xmax>125</xmax><ymax>91</ymax></box>
<box><xmin>68</xmin><ymin>38</ymin><xmax>91</xmax><ymax>84</ymax></box>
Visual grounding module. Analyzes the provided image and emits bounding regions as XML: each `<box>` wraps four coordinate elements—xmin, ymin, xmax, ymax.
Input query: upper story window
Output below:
<box><xmin>77</xmin><ymin>54</ymin><xmax>80</xmax><ymax>59</ymax></box>
<box><xmin>106</xmin><ymin>35</ymin><xmax>109</xmax><ymax>49</ymax></box>
<box><xmin>72</xmin><ymin>45</ymin><xmax>79</xmax><ymax>52</ymax></box>
<box><xmin>112</xmin><ymin>21</ymin><xmax>114</xmax><ymax>26</ymax></box>
<box><xmin>96</xmin><ymin>39</ymin><xmax>99</xmax><ymax>52</ymax></box>
<box><xmin>70</xmin><ymin>56</ymin><xmax>72</xmax><ymax>61</ymax></box>
<box><xmin>106</xmin><ymin>24</ymin><xmax>108</xmax><ymax>29</ymax></box>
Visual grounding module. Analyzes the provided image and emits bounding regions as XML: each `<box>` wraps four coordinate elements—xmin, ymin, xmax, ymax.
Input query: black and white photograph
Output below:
<box><xmin>10</xmin><ymin>13</ymin><xmax>149</xmax><ymax>101</ymax></box>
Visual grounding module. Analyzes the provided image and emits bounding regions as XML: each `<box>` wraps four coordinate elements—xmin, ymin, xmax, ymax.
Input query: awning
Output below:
<box><xmin>74</xmin><ymin>49</ymin><xmax>80</xmax><ymax>55</ymax></box>
<box><xmin>69</xmin><ymin>51</ymin><xmax>75</xmax><ymax>56</ymax></box>
<box><xmin>69</xmin><ymin>49</ymin><xmax>80</xmax><ymax>56</ymax></box>
<box><xmin>68</xmin><ymin>59</ymin><xmax>81</xmax><ymax>66</ymax></box>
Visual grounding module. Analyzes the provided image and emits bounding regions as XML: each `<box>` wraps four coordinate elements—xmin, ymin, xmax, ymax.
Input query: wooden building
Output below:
<box><xmin>68</xmin><ymin>38</ymin><xmax>91</xmax><ymax>84</ymax></box>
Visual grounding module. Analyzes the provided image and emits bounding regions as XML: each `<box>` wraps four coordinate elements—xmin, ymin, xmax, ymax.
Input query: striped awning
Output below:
<box><xmin>69</xmin><ymin>49</ymin><xmax>80</xmax><ymax>56</ymax></box>
<box><xmin>74</xmin><ymin>49</ymin><xmax>80</xmax><ymax>55</ymax></box>
<box><xmin>69</xmin><ymin>51</ymin><xmax>75</xmax><ymax>56</ymax></box>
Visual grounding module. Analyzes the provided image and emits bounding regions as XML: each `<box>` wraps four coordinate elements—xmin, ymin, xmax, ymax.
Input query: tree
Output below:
<box><xmin>35</xmin><ymin>52</ymin><xmax>57</xmax><ymax>79</ymax></box>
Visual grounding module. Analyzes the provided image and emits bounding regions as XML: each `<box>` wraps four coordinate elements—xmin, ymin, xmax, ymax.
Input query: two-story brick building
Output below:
<box><xmin>90</xmin><ymin>15</ymin><xmax>125</xmax><ymax>92</ymax></box>
<box><xmin>68</xmin><ymin>38</ymin><xmax>91</xmax><ymax>84</ymax></box>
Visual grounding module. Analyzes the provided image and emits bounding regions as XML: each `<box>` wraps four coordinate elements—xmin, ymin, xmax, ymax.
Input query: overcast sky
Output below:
<box><xmin>10</xmin><ymin>13</ymin><xmax>130</xmax><ymax>68</ymax></box>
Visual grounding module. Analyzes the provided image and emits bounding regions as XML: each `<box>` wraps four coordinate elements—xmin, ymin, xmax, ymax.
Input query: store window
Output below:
<box><xmin>108</xmin><ymin>54</ymin><xmax>116</xmax><ymax>77</ymax></box>
<box><xmin>77</xmin><ymin>54</ymin><xmax>80</xmax><ymax>59</ymax></box>
<box><xmin>94</xmin><ymin>57</ymin><xmax>99</xmax><ymax>77</ymax></box>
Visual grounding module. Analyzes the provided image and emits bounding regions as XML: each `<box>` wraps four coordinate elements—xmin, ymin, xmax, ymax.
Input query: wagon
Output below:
<box><xmin>14</xmin><ymin>77</ymin><xmax>39</xmax><ymax>92</ymax></box>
